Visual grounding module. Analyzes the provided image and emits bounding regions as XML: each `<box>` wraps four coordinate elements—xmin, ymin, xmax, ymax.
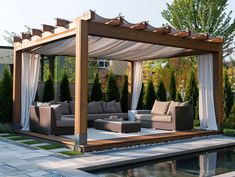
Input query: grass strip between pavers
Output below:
<box><xmin>22</xmin><ymin>140</ymin><xmax>42</xmax><ymax>145</ymax></box>
<box><xmin>9</xmin><ymin>136</ymin><xmax>30</xmax><ymax>141</ymax></box>
<box><xmin>38</xmin><ymin>144</ymin><xmax>64</xmax><ymax>150</ymax></box>
<box><xmin>60</xmin><ymin>150</ymin><xmax>83</xmax><ymax>156</ymax></box>
<box><xmin>1</xmin><ymin>134</ymin><xmax>18</xmax><ymax>137</ymax></box>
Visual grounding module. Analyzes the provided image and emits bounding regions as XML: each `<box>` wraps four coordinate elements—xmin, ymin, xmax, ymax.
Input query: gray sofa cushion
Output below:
<box><xmin>51</xmin><ymin>104</ymin><xmax>63</xmax><ymax>120</ymax></box>
<box><xmin>70</xmin><ymin>101</ymin><xmax>75</xmax><ymax>114</ymax></box>
<box><xmin>151</xmin><ymin>100</ymin><xmax>171</xmax><ymax>114</ymax></box>
<box><xmin>88</xmin><ymin>102</ymin><xmax>99</xmax><ymax>114</ymax></box>
<box><xmin>115</xmin><ymin>102</ymin><xmax>122</xmax><ymax>113</ymax></box>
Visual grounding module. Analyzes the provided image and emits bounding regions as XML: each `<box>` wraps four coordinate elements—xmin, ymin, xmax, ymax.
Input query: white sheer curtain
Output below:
<box><xmin>131</xmin><ymin>61</ymin><xmax>143</xmax><ymax>110</ymax></box>
<box><xmin>21</xmin><ymin>53</ymin><xmax>40</xmax><ymax>130</ymax></box>
<box><xmin>198</xmin><ymin>54</ymin><xmax>218</xmax><ymax>130</ymax></box>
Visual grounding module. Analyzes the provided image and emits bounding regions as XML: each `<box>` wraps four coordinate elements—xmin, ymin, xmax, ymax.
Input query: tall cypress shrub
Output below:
<box><xmin>90</xmin><ymin>73</ymin><xmax>103</xmax><ymax>102</ymax></box>
<box><xmin>106</xmin><ymin>72</ymin><xmax>120</xmax><ymax>101</ymax></box>
<box><xmin>176</xmin><ymin>91</ymin><xmax>183</xmax><ymax>102</ymax></box>
<box><xmin>137</xmin><ymin>83</ymin><xmax>145</xmax><ymax>109</ymax></box>
<box><xmin>185</xmin><ymin>71</ymin><xmax>199</xmax><ymax>119</ymax></box>
<box><xmin>60</xmin><ymin>73</ymin><xmax>72</xmax><ymax>102</ymax></box>
<box><xmin>156</xmin><ymin>79</ymin><xmax>167</xmax><ymax>101</ymax></box>
<box><xmin>42</xmin><ymin>74</ymin><xmax>55</xmax><ymax>102</ymax></box>
<box><xmin>224</xmin><ymin>68</ymin><xmax>234</xmax><ymax>120</ymax></box>
<box><xmin>144</xmin><ymin>79</ymin><xmax>156</xmax><ymax>109</ymax></box>
<box><xmin>120</xmin><ymin>75</ymin><xmax>128</xmax><ymax>112</ymax></box>
<box><xmin>169</xmin><ymin>71</ymin><xmax>176</xmax><ymax>101</ymax></box>
<box><xmin>0</xmin><ymin>69</ymin><xmax>12</xmax><ymax>123</ymax></box>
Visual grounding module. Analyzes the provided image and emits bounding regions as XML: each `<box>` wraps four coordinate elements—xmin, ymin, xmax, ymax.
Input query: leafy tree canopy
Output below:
<box><xmin>162</xmin><ymin>0</ymin><xmax>235</xmax><ymax>56</ymax></box>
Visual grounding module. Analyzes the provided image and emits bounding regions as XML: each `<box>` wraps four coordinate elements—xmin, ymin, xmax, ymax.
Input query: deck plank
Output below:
<box><xmin>17</xmin><ymin>130</ymin><xmax>220</xmax><ymax>152</ymax></box>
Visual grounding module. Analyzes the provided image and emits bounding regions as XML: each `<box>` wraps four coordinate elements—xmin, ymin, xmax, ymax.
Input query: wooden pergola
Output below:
<box><xmin>12</xmin><ymin>10</ymin><xmax>224</xmax><ymax>149</ymax></box>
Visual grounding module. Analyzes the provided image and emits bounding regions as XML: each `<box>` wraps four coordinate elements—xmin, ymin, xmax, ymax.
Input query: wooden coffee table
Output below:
<box><xmin>94</xmin><ymin>119</ymin><xmax>141</xmax><ymax>133</ymax></box>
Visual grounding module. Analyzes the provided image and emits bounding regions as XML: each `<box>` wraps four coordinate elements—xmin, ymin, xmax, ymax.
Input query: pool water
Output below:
<box><xmin>93</xmin><ymin>146</ymin><xmax>235</xmax><ymax>177</ymax></box>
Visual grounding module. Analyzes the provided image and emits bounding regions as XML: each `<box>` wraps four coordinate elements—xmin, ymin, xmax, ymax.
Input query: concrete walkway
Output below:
<box><xmin>0</xmin><ymin>135</ymin><xmax>235</xmax><ymax>176</ymax></box>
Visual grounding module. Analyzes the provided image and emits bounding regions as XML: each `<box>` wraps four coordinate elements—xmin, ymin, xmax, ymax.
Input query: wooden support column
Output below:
<box><xmin>213</xmin><ymin>45</ymin><xmax>224</xmax><ymax>131</ymax></box>
<box><xmin>12</xmin><ymin>49</ymin><xmax>22</xmax><ymax>131</ymax></box>
<box><xmin>128</xmin><ymin>61</ymin><xmax>134</xmax><ymax>110</ymax></box>
<box><xmin>48</xmin><ymin>56</ymin><xmax>55</xmax><ymax>79</ymax></box>
<box><xmin>74</xmin><ymin>19</ymin><xmax>88</xmax><ymax>149</ymax></box>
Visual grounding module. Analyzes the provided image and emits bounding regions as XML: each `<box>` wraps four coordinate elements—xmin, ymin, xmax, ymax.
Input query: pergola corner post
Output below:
<box><xmin>213</xmin><ymin>45</ymin><xmax>224</xmax><ymax>132</ymax></box>
<box><xmin>74</xmin><ymin>19</ymin><xmax>88</xmax><ymax>150</ymax></box>
<box><xmin>127</xmin><ymin>61</ymin><xmax>134</xmax><ymax>110</ymax></box>
<box><xmin>12</xmin><ymin>49</ymin><xmax>22</xmax><ymax>131</ymax></box>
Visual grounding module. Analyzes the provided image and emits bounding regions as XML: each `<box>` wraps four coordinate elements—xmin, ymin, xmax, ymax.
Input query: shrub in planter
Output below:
<box><xmin>120</xmin><ymin>75</ymin><xmax>128</xmax><ymax>112</ymax></box>
<box><xmin>137</xmin><ymin>83</ymin><xmax>145</xmax><ymax>109</ymax></box>
<box><xmin>176</xmin><ymin>91</ymin><xmax>183</xmax><ymax>102</ymax></box>
<box><xmin>60</xmin><ymin>73</ymin><xmax>72</xmax><ymax>102</ymax></box>
<box><xmin>156</xmin><ymin>79</ymin><xmax>167</xmax><ymax>101</ymax></box>
<box><xmin>90</xmin><ymin>73</ymin><xmax>103</xmax><ymax>102</ymax></box>
<box><xmin>144</xmin><ymin>79</ymin><xmax>156</xmax><ymax>109</ymax></box>
<box><xmin>42</xmin><ymin>74</ymin><xmax>55</xmax><ymax>102</ymax></box>
<box><xmin>169</xmin><ymin>71</ymin><xmax>176</xmax><ymax>101</ymax></box>
<box><xmin>0</xmin><ymin>69</ymin><xmax>12</xmax><ymax>123</ymax></box>
<box><xmin>106</xmin><ymin>72</ymin><xmax>120</xmax><ymax>102</ymax></box>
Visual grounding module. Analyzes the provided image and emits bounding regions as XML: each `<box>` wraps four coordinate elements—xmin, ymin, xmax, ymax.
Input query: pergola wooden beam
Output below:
<box><xmin>88</xmin><ymin>21</ymin><xmax>221</xmax><ymax>52</ymax></box>
<box><xmin>130</xmin><ymin>21</ymin><xmax>148</xmax><ymax>30</ymax></box>
<box><xmin>13</xmin><ymin>36</ymin><xmax>22</xmax><ymax>43</ymax></box>
<box><xmin>42</xmin><ymin>24</ymin><xmax>55</xmax><ymax>32</ymax></box>
<box><xmin>22</xmin><ymin>33</ymin><xmax>32</xmax><ymax>40</ymax></box>
<box><xmin>56</xmin><ymin>18</ymin><xmax>71</xmax><ymax>27</ymax></box>
<box><xmin>105</xmin><ymin>17</ymin><xmax>123</xmax><ymax>26</ymax></box>
<box><xmin>153</xmin><ymin>26</ymin><xmax>171</xmax><ymax>34</ymax></box>
<box><xmin>32</xmin><ymin>29</ymin><xmax>42</xmax><ymax>37</ymax></box>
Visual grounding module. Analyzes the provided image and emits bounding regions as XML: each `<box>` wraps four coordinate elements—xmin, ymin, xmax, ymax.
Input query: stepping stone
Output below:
<box><xmin>30</xmin><ymin>143</ymin><xmax>50</xmax><ymax>147</ymax></box>
<box><xmin>16</xmin><ymin>139</ymin><xmax>33</xmax><ymax>143</ymax></box>
<box><xmin>0</xmin><ymin>133</ymin><xmax>10</xmax><ymax>136</ymax></box>
<box><xmin>49</xmin><ymin>148</ymin><xmax>70</xmax><ymax>153</ymax></box>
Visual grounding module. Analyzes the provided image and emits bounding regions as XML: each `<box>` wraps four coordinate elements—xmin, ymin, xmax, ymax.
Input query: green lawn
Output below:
<box><xmin>1</xmin><ymin>134</ymin><xmax>18</xmax><ymax>137</ymax></box>
<box><xmin>38</xmin><ymin>144</ymin><xmax>64</xmax><ymax>150</ymax></box>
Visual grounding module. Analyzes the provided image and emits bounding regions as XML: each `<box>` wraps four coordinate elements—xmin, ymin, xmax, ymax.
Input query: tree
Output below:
<box><xmin>162</xmin><ymin>0</ymin><xmax>235</xmax><ymax>57</ymax></box>
<box><xmin>60</xmin><ymin>73</ymin><xmax>72</xmax><ymax>102</ymax></box>
<box><xmin>42</xmin><ymin>74</ymin><xmax>55</xmax><ymax>102</ymax></box>
<box><xmin>137</xmin><ymin>83</ymin><xmax>145</xmax><ymax>109</ymax></box>
<box><xmin>156</xmin><ymin>79</ymin><xmax>167</xmax><ymax>101</ymax></box>
<box><xmin>185</xmin><ymin>71</ymin><xmax>199</xmax><ymax>119</ymax></box>
<box><xmin>106</xmin><ymin>72</ymin><xmax>120</xmax><ymax>102</ymax></box>
<box><xmin>176</xmin><ymin>91</ymin><xmax>183</xmax><ymax>102</ymax></box>
<box><xmin>224</xmin><ymin>68</ymin><xmax>234</xmax><ymax>120</ymax></box>
<box><xmin>169</xmin><ymin>71</ymin><xmax>176</xmax><ymax>100</ymax></box>
<box><xmin>144</xmin><ymin>79</ymin><xmax>156</xmax><ymax>109</ymax></box>
<box><xmin>120</xmin><ymin>75</ymin><xmax>128</xmax><ymax>112</ymax></box>
<box><xmin>0</xmin><ymin>69</ymin><xmax>12</xmax><ymax>123</ymax></box>
<box><xmin>90</xmin><ymin>73</ymin><xmax>103</xmax><ymax>102</ymax></box>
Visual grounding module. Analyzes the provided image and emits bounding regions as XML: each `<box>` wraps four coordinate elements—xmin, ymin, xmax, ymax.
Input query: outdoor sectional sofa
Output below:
<box><xmin>135</xmin><ymin>100</ymin><xmax>193</xmax><ymax>131</ymax></box>
<box><xmin>30</xmin><ymin>101</ymin><xmax>128</xmax><ymax>135</ymax></box>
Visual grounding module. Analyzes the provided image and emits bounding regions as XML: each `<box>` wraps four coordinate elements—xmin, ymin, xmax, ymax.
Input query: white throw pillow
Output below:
<box><xmin>167</xmin><ymin>101</ymin><xmax>180</xmax><ymax>115</ymax></box>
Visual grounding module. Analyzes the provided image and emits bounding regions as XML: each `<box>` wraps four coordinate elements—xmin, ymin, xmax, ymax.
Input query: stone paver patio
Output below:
<box><xmin>0</xmin><ymin>134</ymin><xmax>235</xmax><ymax>176</ymax></box>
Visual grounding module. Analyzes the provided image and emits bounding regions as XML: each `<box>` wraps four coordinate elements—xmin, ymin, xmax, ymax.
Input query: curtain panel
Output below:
<box><xmin>198</xmin><ymin>54</ymin><xmax>218</xmax><ymax>130</ymax></box>
<box><xmin>21</xmin><ymin>53</ymin><xmax>40</xmax><ymax>130</ymax></box>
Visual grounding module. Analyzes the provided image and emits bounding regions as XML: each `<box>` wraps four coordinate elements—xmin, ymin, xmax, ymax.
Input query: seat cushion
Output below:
<box><xmin>167</xmin><ymin>101</ymin><xmax>180</xmax><ymax>115</ymax></box>
<box><xmin>88</xmin><ymin>102</ymin><xmax>99</xmax><ymax>114</ymax></box>
<box><xmin>151</xmin><ymin>100</ymin><xmax>171</xmax><ymax>114</ymax></box>
<box><xmin>152</xmin><ymin>115</ymin><xmax>172</xmax><ymax>123</ymax></box>
<box><xmin>136</xmin><ymin>114</ymin><xmax>172</xmax><ymax>123</ymax></box>
<box><xmin>56</xmin><ymin>119</ymin><xmax>74</xmax><ymax>127</ymax></box>
<box><xmin>61</xmin><ymin>114</ymin><xmax>74</xmax><ymax>121</ymax></box>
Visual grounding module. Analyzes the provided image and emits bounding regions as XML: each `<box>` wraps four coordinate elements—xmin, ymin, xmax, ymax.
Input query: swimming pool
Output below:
<box><xmin>93</xmin><ymin>146</ymin><xmax>235</xmax><ymax>177</ymax></box>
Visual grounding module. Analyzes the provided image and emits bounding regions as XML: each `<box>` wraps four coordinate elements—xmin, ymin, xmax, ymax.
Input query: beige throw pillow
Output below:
<box><xmin>180</xmin><ymin>101</ymin><xmax>190</xmax><ymax>106</ymax></box>
<box><xmin>151</xmin><ymin>100</ymin><xmax>171</xmax><ymax>115</ymax></box>
<box><xmin>167</xmin><ymin>101</ymin><xmax>180</xmax><ymax>115</ymax></box>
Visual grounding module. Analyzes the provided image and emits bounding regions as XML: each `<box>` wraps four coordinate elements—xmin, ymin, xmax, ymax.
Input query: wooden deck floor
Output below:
<box><xmin>18</xmin><ymin>130</ymin><xmax>220</xmax><ymax>152</ymax></box>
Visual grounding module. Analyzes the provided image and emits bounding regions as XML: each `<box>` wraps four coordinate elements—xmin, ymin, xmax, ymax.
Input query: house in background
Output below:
<box><xmin>0</xmin><ymin>46</ymin><xmax>13</xmax><ymax>78</ymax></box>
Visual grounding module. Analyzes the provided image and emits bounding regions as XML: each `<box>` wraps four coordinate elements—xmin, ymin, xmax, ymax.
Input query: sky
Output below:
<box><xmin>0</xmin><ymin>0</ymin><xmax>235</xmax><ymax>46</ymax></box>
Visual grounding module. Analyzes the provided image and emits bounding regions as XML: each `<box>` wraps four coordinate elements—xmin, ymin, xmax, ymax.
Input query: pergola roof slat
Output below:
<box><xmin>42</xmin><ymin>24</ymin><xmax>55</xmax><ymax>32</ymax></box>
<box><xmin>56</xmin><ymin>18</ymin><xmax>72</xmax><ymax>27</ymax></box>
<box><xmin>32</xmin><ymin>29</ymin><xmax>42</xmax><ymax>37</ymax></box>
